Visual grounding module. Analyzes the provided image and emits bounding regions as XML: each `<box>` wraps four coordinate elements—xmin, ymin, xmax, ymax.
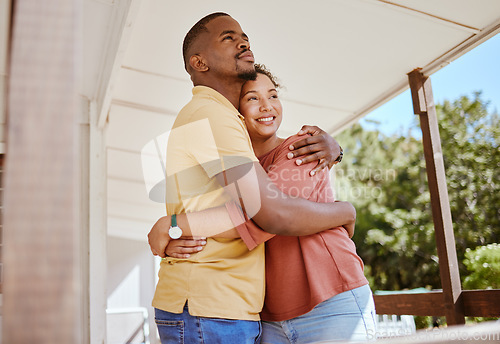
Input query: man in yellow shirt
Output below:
<box><xmin>150</xmin><ymin>12</ymin><xmax>354</xmax><ymax>343</ymax></box>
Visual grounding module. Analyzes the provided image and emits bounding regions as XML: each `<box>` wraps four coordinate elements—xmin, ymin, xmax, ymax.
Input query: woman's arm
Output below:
<box><xmin>240</xmin><ymin>134</ymin><xmax>354</xmax><ymax>237</ymax></box>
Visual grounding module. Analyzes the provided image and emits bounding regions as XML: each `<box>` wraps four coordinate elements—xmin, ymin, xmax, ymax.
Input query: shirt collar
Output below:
<box><xmin>192</xmin><ymin>86</ymin><xmax>240</xmax><ymax>114</ymax></box>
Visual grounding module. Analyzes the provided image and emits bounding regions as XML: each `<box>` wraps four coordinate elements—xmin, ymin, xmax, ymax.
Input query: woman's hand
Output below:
<box><xmin>147</xmin><ymin>216</ymin><xmax>172</xmax><ymax>258</ymax></box>
<box><xmin>166</xmin><ymin>237</ymin><xmax>207</xmax><ymax>259</ymax></box>
<box><xmin>342</xmin><ymin>222</ymin><xmax>355</xmax><ymax>238</ymax></box>
<box><xmin>288</xmin><ymin>125</ymin><xmax>342</xmax><ymax>176</ymax></box>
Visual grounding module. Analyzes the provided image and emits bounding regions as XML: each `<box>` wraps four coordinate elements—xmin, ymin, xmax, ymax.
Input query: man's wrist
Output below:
<box><xmin>172</xmin><ymin>213</ymin><xmax>193</xmax><ymax>237</ymax></box>
<box><xmin>168</xmin><ymin>214</ymin><xmax>183</xmax><ymax>239</ymax></box>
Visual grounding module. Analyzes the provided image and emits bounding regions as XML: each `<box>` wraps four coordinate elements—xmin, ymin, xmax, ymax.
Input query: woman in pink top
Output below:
<box><xmin>168</xmin><ymin>65</ymin><xmax>377</xmax><ymax>343</ymax></box>
<box><xmin>241</xmin><ymin>64</ymin><xmax>376</xmax><ymax>343</ymax></box>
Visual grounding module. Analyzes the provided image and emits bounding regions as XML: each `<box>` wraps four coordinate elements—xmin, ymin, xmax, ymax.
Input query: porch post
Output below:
<box><xmin>408</xmin><ymin>68</ymin><xmax>465</xmax><ymax>325</ymax></box>
<box><xmin>89</xmin><ymin>100</ymin><xmax>109</xmax><ymax>344</ymax></box>
<box><xmin>3</xmin><ymin>0</ymin><xmax>83</xmax><ymax>342</ymax></box>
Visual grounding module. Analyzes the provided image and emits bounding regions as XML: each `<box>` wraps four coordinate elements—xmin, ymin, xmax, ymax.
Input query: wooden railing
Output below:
<box><xmin>374</xmin><ymin>289</ymin><xmax>500</xmax><ymax>317</ymax></box>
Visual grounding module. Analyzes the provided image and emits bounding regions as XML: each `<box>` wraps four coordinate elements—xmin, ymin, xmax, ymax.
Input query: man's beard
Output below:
<box><xmin>235</xmin><ymin>50</ymin><xmax>257</xmax><ymax>81</ymax></box>
<box><xmin>237</xmin><ymin>68</ymin><xmax>257</xmax><ymax>81</ymax></box>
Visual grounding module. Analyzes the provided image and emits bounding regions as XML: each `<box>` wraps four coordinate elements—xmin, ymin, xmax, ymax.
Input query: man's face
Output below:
<box><xmin>202</xmin><ymin>16</ymin><xmax>256</xmax><ymax>81</ymax></box>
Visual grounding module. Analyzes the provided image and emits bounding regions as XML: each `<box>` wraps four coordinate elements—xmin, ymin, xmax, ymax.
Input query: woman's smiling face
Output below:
<box><xmin>239</xmin><ymin>73</ymin><xmax>283</xmax><ymax>142</ymax></box>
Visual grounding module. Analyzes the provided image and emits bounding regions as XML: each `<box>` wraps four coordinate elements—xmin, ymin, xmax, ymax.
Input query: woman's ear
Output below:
<box><xmin>189</xmin><ymin>54</ymin><xmax>209</xmax><ymax>72</ymax></box>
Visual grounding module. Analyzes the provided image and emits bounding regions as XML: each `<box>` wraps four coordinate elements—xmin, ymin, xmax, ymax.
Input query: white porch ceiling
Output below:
<box><xmin>82</xmin><ymin>0</ymin><xmax>500</xmax><ymax>240</ymax></box>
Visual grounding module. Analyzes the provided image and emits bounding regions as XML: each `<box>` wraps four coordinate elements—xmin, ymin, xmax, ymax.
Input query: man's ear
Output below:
<box><xmin>189</xmin><ymin>54</ymin><xmax>209</xmax><ymax>72</ymax></box>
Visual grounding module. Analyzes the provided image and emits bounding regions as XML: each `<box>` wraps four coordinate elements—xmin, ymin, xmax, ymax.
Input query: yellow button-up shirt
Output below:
<box><xmin>152</xmin><ymin>86</ymin><xmax>265</xmax><ymax>320</ymax></box>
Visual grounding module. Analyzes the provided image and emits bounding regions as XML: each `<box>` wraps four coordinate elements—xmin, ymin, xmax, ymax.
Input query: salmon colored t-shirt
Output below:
<box><xmin>258</xmin><ymin>134</ymin><xmax>369</xmax><ymax>322</ymax></box>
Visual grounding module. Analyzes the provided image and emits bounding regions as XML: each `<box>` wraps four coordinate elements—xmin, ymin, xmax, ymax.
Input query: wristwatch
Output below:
<box><xmin>333</xmin><ymin>146</ymin><xmax>343</xmax><ymax>165</ymax></box>
<box><xmin>168</xmin><ymin>214</ymin><xmax>183</xmax><ymax>239</ymax></box>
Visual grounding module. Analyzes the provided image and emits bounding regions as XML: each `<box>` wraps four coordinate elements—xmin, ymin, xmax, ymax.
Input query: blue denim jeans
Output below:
<box><xmin>261</xmin><ymin>284</ymin><xmax>377</xmax><ymax>343</ymax></box>
<box><xmin>154</xmin><ymin>305</ymin><xmax>262</xmax><ymax>344</ymax></box>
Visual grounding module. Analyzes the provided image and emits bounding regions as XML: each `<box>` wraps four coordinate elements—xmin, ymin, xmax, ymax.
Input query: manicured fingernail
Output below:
<box><xmin>298</xmin><ymin>130</ymin><xmax>304</xmax><ymax>135</ymax></box>
<box><xmin>200</xmin><ymin>237</ymin><xmax>207</xmax><ymax>240</ymax></box>
<box><xmin>296</xmin><ymin>159</ymin><xmax>302</xmax><ymax>165</ymax></box>
<box><xmin>310</xmin><ymin>171</ymin><xmax>316</xmax><ymax>176</ymax></box>
<box><xmin>197</xmin><ymin>247</ymin><xmax>203</xmax><ymax>251</ymax></box>
<box><xmin>287</xmin><ymin>152</ymin><xmax>294</xmax><ymax>159</ymax></box>
<box><xmin>201</xmin><ymin>241</ymin><xmax>206</xmax><ymax>245</ymax></box>
<box><xmin>289</xmin><ymin>145</ymin><xmax>294</xmax><ymax>150</ymax></box>
<box><xmin>185</xmin><ymin>254</ymin><xmax>191</xmax><ymax>258</ymax></box>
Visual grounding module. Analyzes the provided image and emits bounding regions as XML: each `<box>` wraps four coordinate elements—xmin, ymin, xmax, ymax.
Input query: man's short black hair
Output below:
<box><xmin>182</xmin><ymin>12</ymin><xmax>230</xmax><ymax>72</ymax></box>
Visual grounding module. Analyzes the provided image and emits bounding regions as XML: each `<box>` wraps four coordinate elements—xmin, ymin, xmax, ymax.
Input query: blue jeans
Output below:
<box><xmin>154</xmin><ymin>305</ymin><xmax>262</xmax><ymax>344</ymax></box>
<box><xmin>261</xmin><ymin>285</ymin><xmax>377</xmax><ymax>343</ymax></box>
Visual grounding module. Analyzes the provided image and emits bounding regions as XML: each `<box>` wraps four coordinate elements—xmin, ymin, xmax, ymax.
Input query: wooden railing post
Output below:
<box><xmin>408</xmin><ymin>68</ymin><xmax>465</xmax><ymax>325</ymax></box>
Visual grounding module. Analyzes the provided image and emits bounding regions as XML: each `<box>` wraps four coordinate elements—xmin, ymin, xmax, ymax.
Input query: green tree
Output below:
<box><xmin>463</xmin><ymin>243</ymin><xmax>500</xmax><ymax>290</ymax></box>
<box><xmin>439</xmin><ymin>93</ymin><xmax>500</xmax><ymax>249</ymax></box>
<box><xmin>463</xmin><ymin>243</ymin><xmax>500</xmax><ymax>323</ymax></box>
<box><xmin>334</xmin><ymin>93</ymin><xmax>499</xmax><ymax>292</ymax></box>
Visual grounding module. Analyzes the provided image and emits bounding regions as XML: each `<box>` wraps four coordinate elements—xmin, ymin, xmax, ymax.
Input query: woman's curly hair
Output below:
<box><xmin>254</xmin><ymin>63</ymin><xmax>282</xmax><ymax>90</ymax></box>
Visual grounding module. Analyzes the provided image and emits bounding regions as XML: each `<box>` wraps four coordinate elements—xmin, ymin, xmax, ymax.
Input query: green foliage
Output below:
<box><xmin>463</xmin><ymin>243</ymin><xmax>500</xmax><ymax>323</ymax></box>
<box><xmin>463</xmin><ymin>243</ymin><xmax>500</xmax><ymax>289</ymax></box>
<box><xmin>334</xmin><ymin>93</ymin><xmax>499</xmax><ymax>294</ymax></box>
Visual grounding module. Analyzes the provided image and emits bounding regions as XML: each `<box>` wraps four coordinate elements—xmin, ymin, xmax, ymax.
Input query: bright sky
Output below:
<box><xmin>360</xmin><ymin>33</ymin><xmax>500</xmax><ymax>137</ymax></box>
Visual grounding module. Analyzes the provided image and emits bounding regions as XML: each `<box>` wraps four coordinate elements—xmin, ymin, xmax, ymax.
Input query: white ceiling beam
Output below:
<box><xmin>94</xmin><ymin>0</ymin><xmax>142</xmax><ymax>129</ymax></box>
<box><xmin>422</xmin><ymin>20</ymin><xmax>500</xmax><ymax>76</ymax></box>
<box><xmin>362</xmin><ymin>0</ymin><xmax>481</xmax><ymax>34</ymax></box>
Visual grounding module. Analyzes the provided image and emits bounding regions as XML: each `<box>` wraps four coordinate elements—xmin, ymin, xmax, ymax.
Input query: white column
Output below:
<box><xmin>89</xmin><ymin>100</ymin><xmax>109</xmax><ymax>344</ymax></box>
